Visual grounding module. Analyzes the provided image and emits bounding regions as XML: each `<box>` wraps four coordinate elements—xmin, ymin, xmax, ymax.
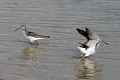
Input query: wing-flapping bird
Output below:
<box><xmin>76</xmin><ymin>28</ymin><xmax>108</xmax><ymax>57</ymax></box>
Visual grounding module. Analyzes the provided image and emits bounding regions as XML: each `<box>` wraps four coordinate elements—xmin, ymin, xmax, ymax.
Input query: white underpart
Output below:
<box><xmin>77</xmin><ymin>46</ymin><xmax>96</xmax><ymax>57</ymax></box>
<box><xmin>77</xmin><ymin>40</ymin><xmax>101</xmax><ymax>57</ymax></box>
<box><xmin>27</xmin><ymin>36</ymin><xmax>44</xmax><ymax>42</ymax></box>
<box><xmin>22</xmin><ymin>31</ymin><xmax>44</xmax><ymax>42</ymax></box>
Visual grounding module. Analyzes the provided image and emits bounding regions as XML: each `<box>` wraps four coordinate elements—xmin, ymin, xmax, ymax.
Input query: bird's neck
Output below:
<box><xmin>22</xmin><ymin>30</ymin><xmax>27</xmax><ymax>38</ymax></box>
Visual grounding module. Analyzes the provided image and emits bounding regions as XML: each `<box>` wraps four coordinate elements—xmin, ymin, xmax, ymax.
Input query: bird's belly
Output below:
<box><xmin>77</xmin><ymin>46</ymin><xmax>96</xmax><ymax>54</ymax></box>
<box><xmin>87</xmin><ymin>47</ymin><xmax>96</xmax><ymax>54</ymax></box>
<box><xmin>27</xmin><ymin>36</ymin><xmax>44</xmax><ymax>42</ymax></box>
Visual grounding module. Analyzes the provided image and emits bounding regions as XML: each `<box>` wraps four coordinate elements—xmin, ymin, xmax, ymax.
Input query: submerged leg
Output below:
<box><xmin>30</xmin><ymin>41</ymin><xmax>38</xmax><ymax>45</ymax></box>
<box><xmin>35</xmin><ymin>40</ymin><xmax>38</xmax><ymax>46</ymax></box>
<box><xmin>30</xmin><ymin>42</ymin><xmax>34</xmax><ymax>45</ymax></box>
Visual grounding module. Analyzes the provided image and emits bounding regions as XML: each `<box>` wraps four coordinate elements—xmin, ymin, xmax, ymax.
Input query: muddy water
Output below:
<box><xmin>0</xmin><ymin>0</ymin><xmax>120</xmax><ymax>80</ymax></box>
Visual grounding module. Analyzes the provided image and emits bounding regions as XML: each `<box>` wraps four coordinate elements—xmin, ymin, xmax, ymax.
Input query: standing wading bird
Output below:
<box><xmin>15</xmin><ymin>25</ymin><xmax>50</xmax><ymax>45</ymax></box>
<box><xmin>76</xmin><ymin>28</ymin><xmax>109</xmax><ymax>58</ymax></box>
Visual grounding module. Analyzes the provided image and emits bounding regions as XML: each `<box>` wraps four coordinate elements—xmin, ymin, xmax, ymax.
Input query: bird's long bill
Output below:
<box><xmin>102</xmin><ymin>39</ymin><xmax>109</xmax><ymax>45</ymax></box>
<box><xmin>14</xmin><ymin>27</ymin><xmax>21</xmax><ymax>31</ymax></box>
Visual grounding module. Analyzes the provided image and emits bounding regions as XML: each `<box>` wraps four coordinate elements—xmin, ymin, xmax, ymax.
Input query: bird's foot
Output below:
<box><xmin>30</xmin><ymin>42</ymin><xmax>38</xmax><ymax>46</ymax></box>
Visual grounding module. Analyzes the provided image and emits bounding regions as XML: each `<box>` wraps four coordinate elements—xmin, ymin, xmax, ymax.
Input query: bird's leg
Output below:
<box><xmin>34</xmin><ymin>40</ymin><xmax>38</xmax><ymax>46</ymax></box>
<box><xmin>30</xmin><ymin>41</ymin><xmax>36</xmax><ymax>45</ymax></box>
<box><xmin>30</xmin><ymin>42</ymin><xmax>34</xmax><ymax>45</ymax></box>
<box><xmin>35</xmin><ymin>40</ymin><xmax>37</xmax><ymax>44</ymax></box>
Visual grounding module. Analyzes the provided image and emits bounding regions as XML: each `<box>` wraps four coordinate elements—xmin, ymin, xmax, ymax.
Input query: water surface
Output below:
<box><xmin>0</xmin><ymin>0</ymin><xmax>120</xmax><ymax>80</ymax></box>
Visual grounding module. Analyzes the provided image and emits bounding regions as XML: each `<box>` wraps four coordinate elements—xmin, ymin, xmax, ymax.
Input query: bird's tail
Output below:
<box><xmin>43</xmin><ymin>35</ymin><xmax>50</xmax><ymax>38</ymax></box>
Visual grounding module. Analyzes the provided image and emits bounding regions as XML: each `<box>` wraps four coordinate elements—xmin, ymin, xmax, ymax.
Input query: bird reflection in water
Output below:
<box><xmin>74</xmin><ymin>58</ymin><xmax>102</xmax><ymax>80</ymax></box>
<box><xmin>18</xmin><ymin>45</ymin><xmax>46</xmax><ymax>69</ymax></box>
<box><xmin>20</xmin><ymin>45</ymin><xmax>43</xmax><ymax>61</ymax></box>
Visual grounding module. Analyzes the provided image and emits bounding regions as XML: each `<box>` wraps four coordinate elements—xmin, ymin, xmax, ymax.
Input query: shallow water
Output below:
<box><xmin>0</xmin><ymin>0</ymin><xmax>120</xmax><ymax>80</ymax></box>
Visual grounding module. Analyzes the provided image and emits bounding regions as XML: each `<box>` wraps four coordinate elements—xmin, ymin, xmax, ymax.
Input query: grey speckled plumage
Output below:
<box><xmin>15</xmin><ymin>25</ymin><xmax>50</xmax><ymax>44</ymax></box>
<box><xmin>76</xmin><ymin>28</ymin><xmax>102</xmax><ymax>57</ymax></box>
<box><xmin>26</xmin><ymin>30</ymin><xmax>50</xmax><ymax>38</ymax></box>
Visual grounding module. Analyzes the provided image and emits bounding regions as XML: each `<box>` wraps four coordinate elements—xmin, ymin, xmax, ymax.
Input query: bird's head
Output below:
<box><xmin>14</xmin><ymin>25</ymin><xmax>26</xmax><ymax>31</ymax></box>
